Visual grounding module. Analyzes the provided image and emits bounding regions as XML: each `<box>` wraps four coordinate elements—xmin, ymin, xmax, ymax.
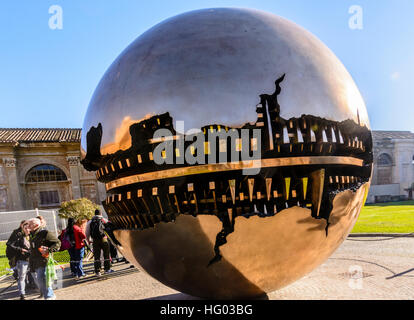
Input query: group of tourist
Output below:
<box><xmin>61</xmin><ymin>209</ymin><xmax>116</xmax><ymax>279</ymax></box>
<box><xmin>6</xmin><ymin>209</ymin><xmax>116</xmax><ymax>300</ymax></box>
<box><xmin>6</xmin><ymin>216</ymin><xmax>60</xmax><ymax>300</ymax></box>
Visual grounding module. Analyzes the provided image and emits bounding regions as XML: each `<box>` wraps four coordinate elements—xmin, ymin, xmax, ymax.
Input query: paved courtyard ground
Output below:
<box><xmin>1</xmin><ymin>236</ymin><xmax>413</xmax><ymax>300</ymax></box>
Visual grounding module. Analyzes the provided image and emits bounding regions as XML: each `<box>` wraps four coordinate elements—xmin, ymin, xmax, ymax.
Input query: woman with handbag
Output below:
<box><xmin>60</xmin><ymin>218</ymin><xmax>76</xmax><ymax>276</ymax></box>
<box><xmin>60</xmin><ymin>218</ymin><xmax>86</xmax><ymax>279</ymax></box>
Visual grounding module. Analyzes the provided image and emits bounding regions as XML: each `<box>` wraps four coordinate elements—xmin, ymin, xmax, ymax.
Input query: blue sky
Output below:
<box><xmin>0</xmin><ymin>0</ymin><xmax>413</xmax><ymax>131</ymax></box>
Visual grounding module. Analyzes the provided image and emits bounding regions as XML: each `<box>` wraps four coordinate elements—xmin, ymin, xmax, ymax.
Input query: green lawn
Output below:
<box><xmin>0</xmin><ymin>241</ymin><xmax>10</xmax><ymax>277</ymax></box>
<box><xmin>351</xmin><ymin>201</ymin><xmax>414</xmax><ymax>234</ymax></box>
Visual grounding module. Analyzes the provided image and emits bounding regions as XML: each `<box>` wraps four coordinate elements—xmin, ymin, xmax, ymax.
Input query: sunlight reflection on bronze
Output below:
<box><xmin>81</xmin><ymin>8</ymin><xmax>373</xmax><ymax>299</ymax></box>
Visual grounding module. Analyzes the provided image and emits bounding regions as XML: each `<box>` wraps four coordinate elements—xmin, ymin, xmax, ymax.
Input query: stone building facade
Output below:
<box><xmin>0</xmin><ymin>129</ymin><xmax>106</xmax><ymax>211</ymax></box>
<box><xmin>367</xmin><ymin>131</ymin><xmax>414</xmax><ymax>203</ymax></box>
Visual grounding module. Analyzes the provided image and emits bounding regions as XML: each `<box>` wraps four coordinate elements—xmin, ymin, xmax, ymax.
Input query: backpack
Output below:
<box><xmin>60</xmin><ymin>230</ymin><xmax>74</xmax><ymax>251</ymax></box>
<box><xmin>90</xmin><ymin>216</ymin><xmax>105</xmax><ymax>239</ymax></box>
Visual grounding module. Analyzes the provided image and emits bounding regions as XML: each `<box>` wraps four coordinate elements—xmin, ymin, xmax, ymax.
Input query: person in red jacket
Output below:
<box><xmin>73</xmin><ymin>219</ymin><xmax>86</xmax><ymax>279</ymax></box>
<box><xmin>62</xmin><ymin>218</ymin><xmax>86</xmax><ymax>279</ymax></box>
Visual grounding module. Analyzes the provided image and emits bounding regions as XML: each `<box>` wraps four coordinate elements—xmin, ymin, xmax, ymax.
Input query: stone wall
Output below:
<box><xmin>0</xmin><ymin>141</ymin><xmax>106</xmax><ymax>211</ymax></box>
<box><xmin>368</xmin><ymin>133</ymin><xmax>414</xmax><ymax>203</ymax></box>
<box><xmin>366</xmin><ymin>184</ymin><xmax>401</xmax><ymax>204</ymax></box>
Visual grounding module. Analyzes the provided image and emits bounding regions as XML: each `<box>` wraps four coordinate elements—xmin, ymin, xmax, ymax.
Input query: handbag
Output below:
<box><xmin>45</xmin><ymin>255</ymin><xmax>58</xmax><ymax>288</ymax></box>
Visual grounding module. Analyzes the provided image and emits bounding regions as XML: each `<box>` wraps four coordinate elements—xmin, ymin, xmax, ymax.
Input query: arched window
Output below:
<box><xmin>377</xmin><ymin>153</ymin><xmax>392</xmax><ymax>166</ymax></box>
<box><xmin>26</xmin><ymin>164</ymin><xmax>67</xmax><ymax>183</ymax></box>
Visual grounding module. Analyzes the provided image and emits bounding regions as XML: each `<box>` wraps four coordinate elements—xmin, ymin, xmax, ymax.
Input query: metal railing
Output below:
<box><xmin>0</xmin><ymin>209</ymin><xmax>65</xmax><ymax>241</ymax></box>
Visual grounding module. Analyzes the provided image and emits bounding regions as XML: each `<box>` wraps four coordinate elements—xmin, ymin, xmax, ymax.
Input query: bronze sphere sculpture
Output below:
<box><xmin>81</xmin><ymin>8</ymin><xmax>372</xmax><ymax>299</ymax></box>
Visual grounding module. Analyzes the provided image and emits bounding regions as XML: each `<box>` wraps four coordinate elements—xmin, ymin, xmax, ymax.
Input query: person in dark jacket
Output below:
<box><xmin>6</xmin><ymin>220</ymin><xmax>31</xmax><ymax>299</ymax></box>
<box><xmin>27</xmin><ymin>218</ymin><xmax>61</xmax><ymax>300</ymax></box>
<box><xmin>85</xmin><ymin>210</ymin><xmax>113</xmax><ymax>276</ymax></box>
<box><xmin>105</xmin><ymin>220</ymin><xmax>121</xmax><ymax>263</ymax></box>
<box><xmin>6</xmin><ymin>220</ymin><xmax>26</xmax><ymax>277</ymax></box>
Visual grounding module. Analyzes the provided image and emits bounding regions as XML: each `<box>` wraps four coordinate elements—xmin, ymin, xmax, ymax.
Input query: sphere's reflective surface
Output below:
<box><xmin>81</xmin><ymin>8</ymin><xmax>373</xmax><ymax>299</ymax></box>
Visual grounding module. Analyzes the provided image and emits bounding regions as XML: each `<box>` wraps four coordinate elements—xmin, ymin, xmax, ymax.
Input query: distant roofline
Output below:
<box><xmin>372</xmin><ymin>130</ymin><xmax>414</xmax><ymax>140</ymax></box>
<box><xmin>0</xmin><ymin>128</ymin><xmax>81</xmax><ymax>130</ymax></box>
<box><xmin>373</xmin><ymin>130</ymin><xmax>413</xmax><ymax>133</ymax></box>
<box><xmin>0</xmin><ymin>128</ymin><xmax>412</xmax><ymax>144</ymax></box>
<box><xmin>0</xmin><ymin>128</ymin><xmax>82</xmax><ymax>144</ymax></box>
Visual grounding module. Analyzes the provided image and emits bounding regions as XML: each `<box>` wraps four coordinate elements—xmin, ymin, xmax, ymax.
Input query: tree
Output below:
<box><xmin>58</xmin><ymin>198</ymin><xmax>100</xmax><ymax>222</ymax></box>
